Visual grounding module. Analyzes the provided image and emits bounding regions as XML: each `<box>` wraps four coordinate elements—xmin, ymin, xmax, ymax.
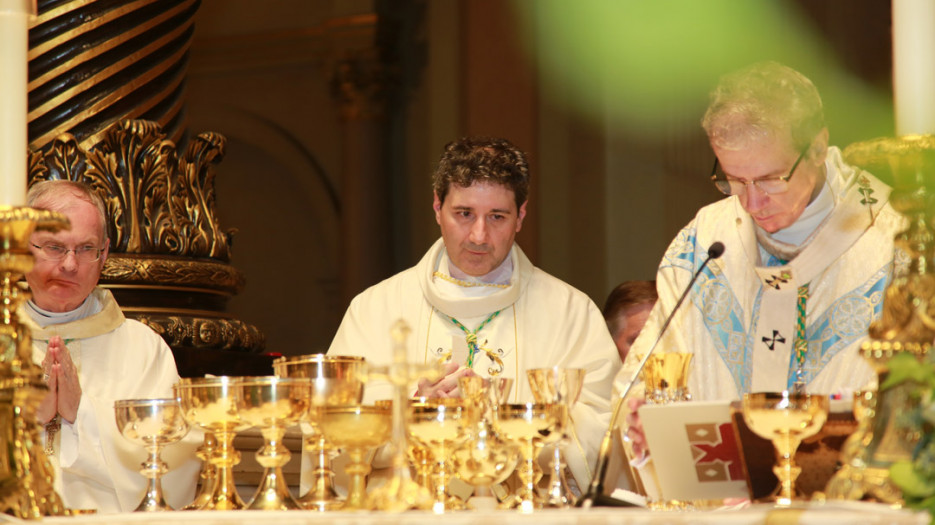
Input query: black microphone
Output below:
<box><xmin>577</xmin><ymin>241</ymin><xmax>725</xmax><ymax>508</ymax></box>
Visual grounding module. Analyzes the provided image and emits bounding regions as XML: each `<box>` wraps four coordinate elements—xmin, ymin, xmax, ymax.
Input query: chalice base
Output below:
<box><xmin>366</xmin><ymin>476</ymin><xmax>433</xmax><ymax>512</ymax></box>
<box><xmin>134</xmin><ymin>479</ymin><xmax>172</xmax><ymax>512</ymax></box>
<box><xmin>248</xmin><ymin>468</ymin><xmax>301</xmax><ymax>510</ymax></box>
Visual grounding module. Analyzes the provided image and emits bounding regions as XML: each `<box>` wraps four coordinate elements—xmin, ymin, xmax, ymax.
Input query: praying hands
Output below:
<box><xmin>37</xmin><ymin>336</ymin><xmax>82</xmax><ymax>424</ymax></box>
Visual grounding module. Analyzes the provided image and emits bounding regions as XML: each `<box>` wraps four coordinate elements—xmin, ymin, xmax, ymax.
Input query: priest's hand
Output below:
<box><xmin>416</xmin><ymin>362</ymin><xmax>476</xmax><ymax>398</ymax></box>
<box><xmin>46</xmin><ymin>336</ymin><xmax>82</xmax><ymax>424</ymax></box>
<box><xmin>37</xmin><ymin>351</ymin><xmax>57</xmax><ymax>425</ymax></box>
<box><xmin>624</xmin><ymin>397</ymin><xmax>648</xmax><ymax>460</ymax></box>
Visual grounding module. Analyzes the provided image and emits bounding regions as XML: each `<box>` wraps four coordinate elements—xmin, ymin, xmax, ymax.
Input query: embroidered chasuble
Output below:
<box><xmin>326</xmin><ymin>238</ymin><xmax>622</xmax><ymax>489</ymax></box>
<box><xmin>616</xmin><ymin>146</ymin><xmax>906</xmax><ymax>403</ymax></box>
<box><xmin>21</xmin><ymin>288</ymin><xmax>201</xmax><ymax>513</ymax></box>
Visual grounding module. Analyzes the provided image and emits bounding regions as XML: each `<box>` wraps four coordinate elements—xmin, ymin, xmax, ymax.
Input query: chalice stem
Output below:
<box><xmin>249</xmin><ymin>426</ymin><xmax>299</xmax><ymax>510</ymax></box>
<box><xmin>544</xmin><ymin>444</ymin><xmax>570</xmax><ymax>506</ymax></box>
<box><xmin>773</xmin><ymin>433</ymin><xmax>803</xmax><ymax>504</ymax></box>
<box><xmin>344</xmin><ymin>449</ymin><xmax>372</xmax><ymax>510</ymax></box>
<box><xmin>182</xmin><ymin>432</ymin><xmax>217</xmax><ymax>510</ymax></box>
<box><xmin>207</xmin><ymin>431</ymin><xmax>245</xmax><ymax>510</ymax></box>
<box><xmin>136</xmin><ymin>447</ymin><xmax>170</xmax><ymax>511</ymax></box>
<box><xmin>515</xmin><ymin>442</ymin><xmax>538</xmax><ymax>505</ymax></box>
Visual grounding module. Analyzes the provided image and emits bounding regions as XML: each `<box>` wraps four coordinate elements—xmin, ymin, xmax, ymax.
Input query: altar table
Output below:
<box><xmin>5</xmin><ymin>502</ymin><xmax>927</xmax><ymax>525</ymax></box>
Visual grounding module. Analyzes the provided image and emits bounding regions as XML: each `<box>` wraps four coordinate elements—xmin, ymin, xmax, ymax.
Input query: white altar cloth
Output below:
<box><xmin>6</xmin><ymin>501</ymin><xmax>926</xmax><ymax>525</ymax></box>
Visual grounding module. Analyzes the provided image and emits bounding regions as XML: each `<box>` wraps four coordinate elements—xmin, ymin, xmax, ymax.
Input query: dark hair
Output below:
<box><xmin>432</xmin><ymin>136</ymin><xmax>530</xmax><ymax>210</ymax></box>
<box><xmin>603</xmin><ymin>280</ymin><xmax>658</xmax><ymax>336</ymax></box>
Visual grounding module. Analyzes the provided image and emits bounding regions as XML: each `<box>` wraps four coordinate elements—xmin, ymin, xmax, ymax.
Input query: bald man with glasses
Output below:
<box><xmin>616</xmin><ymin>62</ymin><xmax>906</xmax><ymax>465</ymax></box>
<box><xmin>22</xmin><ymin>180</ymin><xmax>200</xmax><ymax>513</ymax></box>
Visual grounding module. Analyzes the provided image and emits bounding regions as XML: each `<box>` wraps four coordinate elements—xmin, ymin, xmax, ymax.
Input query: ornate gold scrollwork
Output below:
<box><xmin>29</xmin><ymin>121</ymin><xmax>234</xmax><ymax>262</ymax></box>
<box><xmin>135</xmin><ymin>315</ymin><xmax>264</xmax><ymax>352</ymax></box>
<box><xmin>27</xmin><ymin>119</ymin><xmax>267</xmax><ymax>363</ymax></box>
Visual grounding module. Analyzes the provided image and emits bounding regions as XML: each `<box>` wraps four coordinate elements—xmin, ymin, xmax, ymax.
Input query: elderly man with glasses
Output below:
<box><xmin>22</xmin><ymin>180</ymin><xmax>199</xmax><ymax>513</ymax></box>
<box><xmin>617</xmin><ymin>62</ymin><xmax>905</xmax><ymax>463</ymax></box>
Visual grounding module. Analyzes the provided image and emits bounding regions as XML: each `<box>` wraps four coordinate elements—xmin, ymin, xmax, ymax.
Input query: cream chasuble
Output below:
<box><xmin>327</xmin><ymin>239</ymin><xmax>621</xmax><ymax>489</ymax></box>
<box><xmin>21</xmin><ymin>288</ymin><xmax>201</xmax><ymax>513</ymax></box>
<box><xmin>617</xmin><ymin>147</ymin><xmax>906</xmax><ymax>403</ymax></box>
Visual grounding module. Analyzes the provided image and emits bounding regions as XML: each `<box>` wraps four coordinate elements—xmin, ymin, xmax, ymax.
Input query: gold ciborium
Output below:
<box><xmin>272</xmin><ymin>354</ymin><xmax>365</xmax><ymax>511</ymax></box>
<box><xmin>494</xmin><ymin>402</ymin><xmax>563</xmax><ymax>512</ymax></box>
<box><xmin>318</xmin><ymin>404</ymin><xmax>392</xmax><ymax>510</ymax></box>
<box><xmin>235</xmin><ymin>376</ymin><xmax>311</xmax><ymax>510</ymax></box>
<box><xmin>175</xmin><ymin>376</ymin><xmax>249</xmax><ymax>510</ymax></box>
<box><xmin>408</xmin><ymin>398</ymin><xmax>470</xmax><ymax>513</ymax></box>
<box><xmin>527</xmin><ymin>367</ymin><xmax>585</xmax><ymax>507</ymax></box>
<box><xmin>742</xmin><ymin>391</ymin><xmax>829</xmax><ymax>506</ymax></box>
<box><xmin>114</xmin><ymin>398</ymin><xmax>190</xmax><ymax>512</ymax></box>
<box><xmin>453</xmin><ymin>377</ymin><xmax>517</xmax><ymax>509</ymax></box>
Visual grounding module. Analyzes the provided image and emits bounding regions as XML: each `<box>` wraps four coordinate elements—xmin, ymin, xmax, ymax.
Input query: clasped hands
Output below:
<box><xmin>37</xmin><ymin>336</ymin><xmax>81</xmax><ymax>425</ymax></box>
<box><xmin>415</xmin><ymin>361</ymin><xmax>477</xmax><ymax>398</ymax></box>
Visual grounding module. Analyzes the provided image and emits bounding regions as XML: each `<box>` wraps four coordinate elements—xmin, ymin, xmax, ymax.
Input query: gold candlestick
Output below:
<box><xmin>0</xmin><ymin>205</ymin><xmax>69</xmax><ymax>518</ymax></box>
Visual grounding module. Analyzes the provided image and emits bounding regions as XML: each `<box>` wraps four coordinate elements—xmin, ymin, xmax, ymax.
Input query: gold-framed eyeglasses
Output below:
<box><xmin>31</xmin><ymin>243</ymin><xmax>104</xmax><ymax>263</ymax></box>
<box><xmin>710</xmin><ymin>142</ymin><xmax>811</xmax><ymax>196</ymax></box>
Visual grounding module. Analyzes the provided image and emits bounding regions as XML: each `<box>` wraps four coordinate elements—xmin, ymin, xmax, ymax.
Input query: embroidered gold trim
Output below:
<box><xmin>432</xmin><ymin>271</ymin><xmax>509</xmax><ymax>289</ymax></box>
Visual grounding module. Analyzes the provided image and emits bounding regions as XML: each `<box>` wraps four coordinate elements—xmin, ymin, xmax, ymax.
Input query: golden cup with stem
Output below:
<box><xmin>318</xmin><ymin>403</ymin><xmax>392</xmax><ymax>510</ymax></box>
<box><xmin>527</xmin><ymin>367</ymin><xmax>586</xmax><ymax>507</ymax></box>
<box><xmin>452</xmin><ymin>376</ymin><xmax>518</xmax><ymax>510</ymax></box>
<box><xmin>114</xmin><ymin>398</ymin><xmax>190</xmax><ymax>511</ymax></box>
<box><xmin>742</xmin><ymin>391</ymin><xmax>829</xmax><ymax>506</ymax></box>
<box><xmin>493</xmin><ymin>402</ymin><xmax>563</xmax><ymax>512</ymax></box>
<box><xmin>272</xmin><ymin>354</ymin><xmax>365</xmax><ymax>511</ymax></box>
<box><xmin>235</xmin><ymin>376</ymin><xmax>311</xmax><ymax>510</ymax></box>
<box><xmin>175</xmin><ymin>376</ymin><xmax>250</xmax><ymax>510</ymax></box>
<box><xmin>408</xmin><ymin>398</ymin><xmax>470</xmax><ymax>513</ymax></box>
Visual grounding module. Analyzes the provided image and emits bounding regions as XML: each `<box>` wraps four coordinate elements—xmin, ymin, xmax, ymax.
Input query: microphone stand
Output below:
<box><xmin>577</xmin><ymin>242</ymin><xmax>724</xmax><ymax>508</ymax></box>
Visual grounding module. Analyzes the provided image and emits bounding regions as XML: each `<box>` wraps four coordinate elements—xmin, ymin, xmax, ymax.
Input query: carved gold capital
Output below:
<box><xmin>102</xmin><ymin>255</ymin><xmax>245</xmax><ymax>294</ymax></box>
<box><xmin>29</xmin><ymin>121</ymin><xmax>234</xmax><ymax>262</ymax></box>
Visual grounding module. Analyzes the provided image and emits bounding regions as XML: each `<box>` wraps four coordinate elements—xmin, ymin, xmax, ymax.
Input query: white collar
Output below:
<box><xmin>26</xmin><ymin>294</ymin><xmax>101</xmax><ymax>328</ymax></box>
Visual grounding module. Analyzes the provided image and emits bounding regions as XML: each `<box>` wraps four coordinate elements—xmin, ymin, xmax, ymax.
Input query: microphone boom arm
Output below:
<box><xmin>577</xmin><ymin>242</ymin><xmax>724</xmax><ymax>508</ymax></box>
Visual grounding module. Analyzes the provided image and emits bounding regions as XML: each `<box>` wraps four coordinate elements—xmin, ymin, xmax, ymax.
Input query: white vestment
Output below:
<box><xmin>616</xmin><ymin>146</ymin><xmax>905</xmax><ymax>403</ymax></box>
<box><xmin>327</xmin><ymin>239</ymin><xmax>621</xmax><ymax>489</ymax></box>
<box><xmin>22</xmin><ymin>288</ymin><xmax>200</xmax><ymax>513</ymax></box>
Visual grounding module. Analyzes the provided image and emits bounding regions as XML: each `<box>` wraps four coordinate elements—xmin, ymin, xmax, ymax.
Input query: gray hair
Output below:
<box><xmin>27</xmin><ymin>180</ymin><xmax>109</xmax><ymax>243</ymax></box>
<box><xmin>702</xmin><ymin>61</ymin><xmax>825</xmax><ymax>152</ymax></box>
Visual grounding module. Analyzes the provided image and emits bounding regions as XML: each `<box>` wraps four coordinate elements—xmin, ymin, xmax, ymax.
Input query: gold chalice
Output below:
<box><xmin>408</xmin><ymin>398</ymin><xmax>470</xmax><ymax>513</ymax></box>
<box><xmin>494</xmin><ymin>402</ymin><xmax>563</xmax><ymax>512</ymax></box>
<box><xmin>318</xmin><ymin>404</ymin><xmax>392</xmax><ymax>510</ymax></box>
<box><xmin>453</xmin><ymin>377</ymin><xmax>518</xmax><ymax>509</ymax></box>
<box><xmin>273</xmin><ymin>354</ymin><xmax>365</xmax><ymax>511</ymax></box>
<box><xmin>527</xmin><ymin>367</ymin><xmax>585</xmax><ymax>507</ymax></box>
<box><xmin>742</xmin><ymin>391</ymin><xmax>829</xmax><ymax>506</ymax></box>
<box><xmin>114</xmin><ymin>398</ymin><xmax>190</xmax><ymax>512</ymax></box>
<box><xmin>235</xmin><ymin>376</ymin><xmax>311</xmax><ymax>510</ymax></box>
<box><xmin>175</xmin><ymin>376</ymin><xmax>250</xmax><ymax>510</ymax></box>
<box><xmin>640</xmin><ymin>352</ymin><xmax>693</xmax><ymax>403</ymax></box>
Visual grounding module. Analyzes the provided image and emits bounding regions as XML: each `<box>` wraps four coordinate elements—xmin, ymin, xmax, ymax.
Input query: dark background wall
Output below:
<box><xmin>182</xmin><ymin>0</ymin><xmax>894</xmax><ymax>357</ymax></box>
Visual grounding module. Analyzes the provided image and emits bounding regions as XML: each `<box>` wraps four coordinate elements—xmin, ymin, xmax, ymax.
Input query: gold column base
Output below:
<box><xmin>0</xmin><ymin>205</ymin><xmax>70</xmax><ymax>518</ymax></box>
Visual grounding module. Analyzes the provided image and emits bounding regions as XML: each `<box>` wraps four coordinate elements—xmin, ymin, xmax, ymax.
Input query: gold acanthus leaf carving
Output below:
<box><xmin>101</xmin><ymin>256</ymin><xmax>244</xmax><ymax>293</ymax></box>
<box><xmin>28</xmin><ymin>120</ymin><xmax>234</xmax><ymax>262</ymax></box>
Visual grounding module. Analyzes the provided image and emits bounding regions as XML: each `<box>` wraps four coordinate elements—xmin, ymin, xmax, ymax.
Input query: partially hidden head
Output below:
<box><xmin>603</xmin><ymin>280</ymin><xmax>657</xmax><ymax>362</ymax></box>
<box><xmin>26</xmin><ymin>180</ymin><xmax>110</xmax><ymax>312</ymax></box>
<box><xmin>432</xmin><ymin>137</ymin><xmax>530</xmax><ymax>277</ymax></box>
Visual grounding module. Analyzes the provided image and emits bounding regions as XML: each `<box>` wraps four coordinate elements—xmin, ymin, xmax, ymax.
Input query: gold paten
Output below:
<box><xmin>0</xmin><ymin>206</ymin><xmax>70</xmax><ymax>518</ymax></box>
<box><xmin>823</xmin><ymin>136</ymin><xmax>935</xmax><ymax>503</ymax></box>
